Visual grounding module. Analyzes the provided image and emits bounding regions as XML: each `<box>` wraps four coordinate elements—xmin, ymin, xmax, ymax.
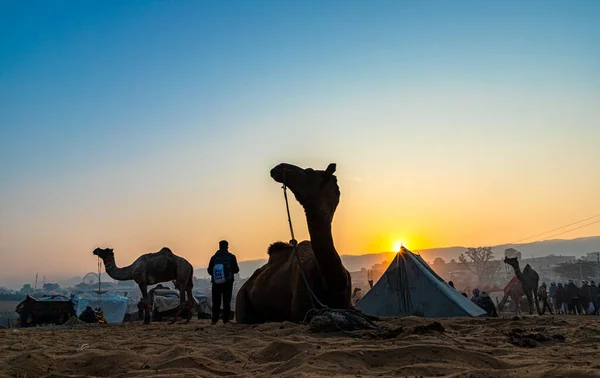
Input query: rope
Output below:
<box><xmin>281</xmin><ymin>165</ymin><xmax>381</xmax><ymax>338</ymax></box>
<box><xmin>97</xmin><ymin>257</ymin><xmax>103</xmax><ymax>311</ymax></box>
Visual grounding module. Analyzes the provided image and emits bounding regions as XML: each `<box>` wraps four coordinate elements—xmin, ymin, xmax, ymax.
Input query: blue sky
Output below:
<box><xmin>1</xmin><ymin>1</ymin><xmax>599</xmax><ymax>286</ymax></box>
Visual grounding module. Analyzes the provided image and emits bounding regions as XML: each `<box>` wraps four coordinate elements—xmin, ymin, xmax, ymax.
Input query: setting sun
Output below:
<box><xmin>392</xmin><ymin>240</ymin><xmax>406</xmax><ymax>252</ymax></box>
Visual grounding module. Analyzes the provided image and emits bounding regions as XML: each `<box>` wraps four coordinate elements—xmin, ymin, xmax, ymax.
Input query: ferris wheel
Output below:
<box><xmin>82</xmin><ymin>272</ymin><xmax>99</xmax><ymax>285</ymax></box>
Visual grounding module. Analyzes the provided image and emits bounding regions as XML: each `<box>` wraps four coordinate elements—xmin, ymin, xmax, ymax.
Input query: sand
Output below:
<box><xmin>1</xmin><ymin>315</ymin><xmax>600</xmax><ymax>377</ymax></box>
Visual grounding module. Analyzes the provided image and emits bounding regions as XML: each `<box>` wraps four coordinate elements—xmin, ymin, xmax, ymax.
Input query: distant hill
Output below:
<box><xmin>195</xmin><ymin>236</ymin><xmax>600</xmax><ymax>278</ymax></box>
<box><xmin>37</xmin><ymin>236</ymin><xmax>599</xmax><ymax>286</ymax></box>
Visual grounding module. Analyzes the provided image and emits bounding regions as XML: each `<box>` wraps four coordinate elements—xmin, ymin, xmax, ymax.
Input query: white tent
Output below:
<box><xmin>72</xmin><ymin>292</ymin><xmax>134</xmax><ymax>323</ymax></box>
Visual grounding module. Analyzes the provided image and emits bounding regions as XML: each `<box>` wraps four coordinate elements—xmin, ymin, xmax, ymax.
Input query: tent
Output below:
<box><xmin>15</xmin><ymin>295</ymin><xmax>76</xmax><ymax>327</ymax></box>
<box><xmin>72</xmin><ymin>292</ymin><xmax>134</xmax><ymax>324</ymax></box>
<box><xmin>356</xmin><ymin>247</ymin><xmax>487</xmax><ymax>317</ymax></box>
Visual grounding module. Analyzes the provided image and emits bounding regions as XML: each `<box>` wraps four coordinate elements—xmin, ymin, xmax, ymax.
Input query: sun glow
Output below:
<box><xmin>392</xmin><ymin>240</ymin><xmax>406</xmax><ymax>252</ymax></box>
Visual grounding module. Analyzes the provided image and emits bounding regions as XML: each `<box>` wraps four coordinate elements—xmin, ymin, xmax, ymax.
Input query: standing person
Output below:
<box><xmin>208</xmin><ymin>240</ymin><xmax>240</xmax><ymax>325</ymax></box>
<box><xmin>556</xmin><ymin>282</ymin><xmax>566</xmax><ymax>314</ymax></box>
<box><xmin>538</xmin><ymin>282</ymin><xmax>553</xmax><ymax>315</ymax></box>
<box><xmin>590</xmin><ymin>281</ymin><xmax>599</xmax><ymax>315</ymax></box>
<box><xmin>580</xmin><ymin>280</ymin><xmax>592</xmax><ymax>315</ymax></box>
<box><xmin>566</xmin><ymin>280</ymin><xmax>579</xmax><ymax>315</ymax></box>
<box><xmin>548</xmin><ymin>282</ymin><xmax>557</xmax><ymax>313</ymax></box>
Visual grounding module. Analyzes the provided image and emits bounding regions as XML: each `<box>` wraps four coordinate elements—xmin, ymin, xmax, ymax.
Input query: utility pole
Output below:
<box><xmin>593</xmin><ymin>251</ymin><xmax>600</xmax><ymax>276</ymax></box>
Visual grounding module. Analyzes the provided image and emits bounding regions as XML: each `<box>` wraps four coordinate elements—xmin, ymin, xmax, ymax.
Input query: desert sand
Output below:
<box><xmin>2</xmin><ymin>315</ymin><xmax>600</xmax><ymax>378</ymax></box>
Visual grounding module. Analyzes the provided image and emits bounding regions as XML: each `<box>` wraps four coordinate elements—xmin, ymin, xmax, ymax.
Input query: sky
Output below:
<box><xmin>1</xmin><ymin>0</ymin><xmax>600</xmax><ymax>288</ymax></box>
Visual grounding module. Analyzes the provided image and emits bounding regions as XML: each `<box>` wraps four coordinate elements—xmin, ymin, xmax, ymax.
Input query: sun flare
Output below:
<box><xmin>392</xmin><ymin>240</ymin><xmax>406</xmax><ymax>252</ymax></box>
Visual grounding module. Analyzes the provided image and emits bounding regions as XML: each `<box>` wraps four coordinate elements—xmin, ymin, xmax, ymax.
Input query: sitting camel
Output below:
<box><xmin>503</xmin><ymin>256</ymin><xmax>541</xmax><ymax>315</ymax></box>
<box><xmin>497</xmin><ymin>281</ymin><xmax>524</xmax><ymax>315</ymax></box>
<box><xmin>93</xmin><ymin>247</ymin><xmax>194</xmax><ymax>324</ymax></box>
<box><xmin>235</xmin><ymin>163</ymin><xmax>353</xmax><ymax>324</ymax></box>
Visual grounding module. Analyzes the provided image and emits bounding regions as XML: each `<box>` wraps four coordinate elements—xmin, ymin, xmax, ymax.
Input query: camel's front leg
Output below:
<box><xmin>170</xmin><ymin>288</ymin><xmax>186</xmax><ymax>324</ymax></box>
<box><xmin>184</xmin><ymin>287</ymin><xmax>194</xmax><ymax>324</ymax></box>
<box><xmin>139</xmin><ymin>284</ymin><xmax>151</xmax><ymax>325</ymax></box>
<box><xmin>524</xmin><ymin>290</ymin><xmax>534</xmax><ymax>315</ymax></box>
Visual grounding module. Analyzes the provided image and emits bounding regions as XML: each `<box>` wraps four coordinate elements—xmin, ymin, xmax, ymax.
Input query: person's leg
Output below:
<box><xmin>222</xmin><ymin>281</ymin><xmax>234</xmax><ymax>323</ymax></box>
<box><xmin>212</xmin><ymin>283</ymin><xmax>222</xmax><ymax>324</ymax></box>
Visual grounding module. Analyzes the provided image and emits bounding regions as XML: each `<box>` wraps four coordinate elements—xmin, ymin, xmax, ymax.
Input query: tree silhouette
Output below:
<box><xmin>459</xmin><ymin>246</ymin><xmax>499</xmax><ymax>283</ymax></box>
<box><xmin>433</xmin><ymin>257</ymin><xmax>445</xmax><ymax>266</ymax></box>
<box><xmin>554</xmin><ymin>258</ymin><xmax>596</xmax><ymax>280</ymax></box>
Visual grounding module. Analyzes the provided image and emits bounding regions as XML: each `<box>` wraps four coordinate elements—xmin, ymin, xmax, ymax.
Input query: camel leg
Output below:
<box><xmin>139</xmin><ymin>284</ymin><xmax>150</xmax><ymax>325</ymax></box>
<box><xmin>524</xmin><ymin>290</ymin><xmax>534</xmax><ymax>315</ymax></box>
<box><xmin>291</xmin><ymin>290</ymin><xmax>314</xmax><ymax>323</ymax></box>
<box><xmin>170</xmin><ymin>285</ymin><xmax>186</xmax><ymax>324</ymax></box>
<box><xmin>235</xmin><ymin>286</ymin><xmax>260</xmax><ymax>324</ymax></box>
<box><xmin>184</xmin><ymin>286</ymin><xmax>194</xmax><ymax>324</ymax></box>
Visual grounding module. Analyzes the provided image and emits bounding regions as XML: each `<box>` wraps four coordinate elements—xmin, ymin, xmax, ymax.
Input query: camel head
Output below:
<box><xmin>270</xmin><ymin>163</ymin><xmax>340</xmax><ymax>217</ymax></box>
<box><xmin>93</xmin><ymin>247</ymin><xmax>114</xmax><ymax>260</ymax></box>
<box><xmin>503</xmin><ymin>256</ymin><xmax>519</xmax><ymax>269</ymax></box>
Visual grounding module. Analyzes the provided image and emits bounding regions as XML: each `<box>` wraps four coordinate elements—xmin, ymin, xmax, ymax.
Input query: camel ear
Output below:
<box><xmin>325</xmin><ymin>163</ymin><xmax>336</xmax><ymax>175</ymax></box>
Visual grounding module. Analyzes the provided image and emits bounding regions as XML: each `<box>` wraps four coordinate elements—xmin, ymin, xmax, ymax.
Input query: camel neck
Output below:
<box><xmin>304</xmin><ymin>206</ymin><xmax>347</xmax><ymax>291</ymax></box>
<box><xmin>512</xmin><ymin>266</ymin><xmax>522</xmax><ymax>279</ymax></box>
<box><xmin>101</xmin><ymin>256</ymin><xmax>134</xmax><ymax>281</ymax></box>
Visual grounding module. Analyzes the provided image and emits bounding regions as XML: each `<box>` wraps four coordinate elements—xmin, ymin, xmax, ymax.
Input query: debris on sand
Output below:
<box><xmin>363</xmin><ymin>327</ymin><xmax>404</xmax><ymax>339</ymax></box>
<box><xmin>413</xmin><ymin>321</ymin><xmax>445</xmax><ymax>335</ymax></box>
<box><xmin>63</xmin><ymin>316</ymin><xmax>85</xmax><ymax>326</ymax></box>
<box><xmin>508</xmin><ymin>328</ymin><xmax>566</xmax><ymax>348</ymax></box>
<box><xmin>308</xmin><ymin>310</ymin><xmax>379</xmax><ymax>334</ymax></box>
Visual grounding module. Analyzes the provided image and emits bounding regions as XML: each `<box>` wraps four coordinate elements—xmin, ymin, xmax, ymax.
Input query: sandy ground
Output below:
<box><xmin>1</xmin><ymin>315</ymin><xmax>600</xmax><ymax>378</ymax></box>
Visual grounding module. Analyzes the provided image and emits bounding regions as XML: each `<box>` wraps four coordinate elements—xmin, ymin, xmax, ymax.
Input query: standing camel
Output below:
<box><xmin>235</xmin><ymin>163</ymin><xmax>353</xmax><ymax>324</ymax></box>
<box><xmin>497</xmin><ymin>281</ymin><xmax>524</xmax><ymax>315</ymax></box>
<box><xmin>93</xmin><ymin>247</ymin><xmax>194</xmax><ymax>324</ymax></box>
<box><xmin>503</xmin><ymin>257</ymin><xmax>542</xmax><ymax>315</ymax></box>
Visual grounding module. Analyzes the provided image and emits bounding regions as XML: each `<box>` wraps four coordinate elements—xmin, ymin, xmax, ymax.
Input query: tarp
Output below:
<box><xmin>356</xmin><ymin>248</ymin><xmax>487</xmax><ymax>318</ymax></box>
<box><xmin>151</xmin><ymin>288</ymin><xmax>199</xmax><ymax>313</ymax></box>
<box><xmin>72</xmin><ymin>292</ymin><xmax>132</xmax><ymax>324</ymax></box>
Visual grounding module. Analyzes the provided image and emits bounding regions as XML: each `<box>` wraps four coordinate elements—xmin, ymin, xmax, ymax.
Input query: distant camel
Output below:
<box><xmin>235</xmin><ymin>163</ymin><xmax>353</xmax><ymax>323</ymax></box>
<box><xmin>497</xmin><ymin>281</ymin><xmax>524</xmax><ymax>315</ymax></box>
<box><xmin>93</xmin><ymin>247</ymin><xmax>194</xmax><ymax>324</ymax></box>
<box><xmin>503</xmin><ymin>257</ymin><xmax>541</xmax><ymax>315</ymax></box>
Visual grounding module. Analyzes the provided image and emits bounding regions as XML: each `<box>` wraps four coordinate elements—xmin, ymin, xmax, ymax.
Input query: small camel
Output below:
<box><xmin>93</xmin><ymin>247</ymin><xmax>194</xmax><ymax>324</ymax></box>
<box><xmin>235</xmin><ymin>163</ymin><xmax>353</xmax><ymax>324</ymax></box>
<box><xmin>497</xmin><ymin>281</ymin><xmax>524</xmax><ymax>315</ymax></box>
<box><xmin>503</xmin><ymin>256</ymin><xmax>541</xmax><ymax>316</ymax></box>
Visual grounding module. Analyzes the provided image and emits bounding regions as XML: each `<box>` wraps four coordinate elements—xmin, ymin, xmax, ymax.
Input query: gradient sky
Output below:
<box><xmin>1</xmin><ymin>1</ymin><xmax>600</xmax><ymax>288</ymax></box>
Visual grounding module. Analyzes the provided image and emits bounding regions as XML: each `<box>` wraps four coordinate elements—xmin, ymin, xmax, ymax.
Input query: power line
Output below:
<box><xmin>539</xmin><ymin>219</ymin><xmax>600</xmax><ymax>241</ymax></box>
<box><xmin>511</xmin><ymin>212</ymin><xmax>600</xmax><ymax>244</ymax></box>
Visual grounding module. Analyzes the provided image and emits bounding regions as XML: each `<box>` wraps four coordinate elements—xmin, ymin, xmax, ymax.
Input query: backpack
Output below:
<box><xmin>212</xmin><ymin>254</ymin><xmax>231</xmax><ymax>284</ymax></box>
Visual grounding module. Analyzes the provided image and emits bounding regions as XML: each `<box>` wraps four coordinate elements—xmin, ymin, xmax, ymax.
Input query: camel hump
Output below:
<box><xmin>267</xmin><ymin>241</ymin><xmax>292</xmax><ymax>255</ymax></box>
<box><xmin>159</xmin><ymin>247</ymin><xmax>173</xmax><ymax>255</ymax></box>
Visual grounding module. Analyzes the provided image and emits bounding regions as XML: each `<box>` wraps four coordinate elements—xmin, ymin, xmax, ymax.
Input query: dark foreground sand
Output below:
<box><xmin>2</xmin><ymin>315</ymin><xmax>600</xmax><ymax>377</ymax></box>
